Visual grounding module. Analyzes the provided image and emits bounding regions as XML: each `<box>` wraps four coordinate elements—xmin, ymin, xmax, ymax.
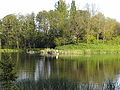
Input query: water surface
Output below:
<box><xmin>10</xmin><ymin>53</ymin><xmax>120</xmax><ymax>83</ymax></box>
<box><xmin>2</xmin><ymin>53</ymin><xmax>120</xmax><ymax>89</ymax></box>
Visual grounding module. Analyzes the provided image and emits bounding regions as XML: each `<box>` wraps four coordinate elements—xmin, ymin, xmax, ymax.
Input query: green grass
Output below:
<box><xmin>56</xmin><ymin>43</ymin><xmax>120</xmax><ymax>50</ymax></box>
<box><xmin>0</xmin><ymin>49</ymin><xmax>22</xmax><ymax>53</ymax></box>
<box><xmin>56</xmin><ymin>43</ymin><xmax>120</xmax><ymax>55</ymax></box>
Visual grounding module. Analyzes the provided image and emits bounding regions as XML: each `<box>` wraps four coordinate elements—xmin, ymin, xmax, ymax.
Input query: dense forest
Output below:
<box><xmin>0</xmin><ymin>0</ymin><xmax>120</xmax><ymax>49</ymax></box>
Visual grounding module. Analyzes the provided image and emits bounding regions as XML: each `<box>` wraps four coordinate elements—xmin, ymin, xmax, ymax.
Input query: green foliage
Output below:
<box><xmin>89</xmin><ymin>36</ymin><xmax>97</xmax><ymax>43</ymax></box>
<box><xmin>112</xmin><ymin>36</ymin><xmax>120</xmax><ymax>44</ymax></box>
<box><xmin>0</xmin><ymin>1</ymin><xmax>119</xmax><ymax>49</ymax></box>
<box><xmin>36</xmin><ymin>11</ymin><xmax>50</xmax><ymax>34</ymax></box>
<box><xmin>54</xmin><ymin>37</ymin><xmax>67</xmax><ymax>46</ymax></box>
<box><xmin>57</xmin><ymin>43</ymin><xmax>120</xmax><ymax>50</ymax></box>
<box><xmin>56</xmin><ymin>43</ymin><xmax>120</xmax><ymax>55</ymax></box>
<box><xmin>2</xmin><ymin>14</ymin><xmax>19</xmax><ymax>49</ymax></box>
<box><xmin>69</xmin><ymin>36</ymin><xmax>78</xmax><ymax>44</ymax></box>
<box><xmin>0</xmin><ymin>54</ymin><xmax>18</xmax><ymax>90</ymax></box>
<box><xmin>55</xmin><ymin>0</ymin><xmax>68</xmax><ymax>17</ymax></box>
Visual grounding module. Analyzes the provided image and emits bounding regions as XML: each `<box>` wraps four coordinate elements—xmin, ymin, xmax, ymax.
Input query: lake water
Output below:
<box><xmin>2</xmin><ymin>53</ymin><xmax>120</xmax><ymax>89</ymax></box>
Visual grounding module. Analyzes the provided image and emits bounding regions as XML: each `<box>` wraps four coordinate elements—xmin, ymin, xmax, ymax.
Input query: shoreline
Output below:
<box><xmin>40</xmin><ymin>49</ymin><xmax>120</xmax><ymax>55</ymax></box>
<box><xmin>1</xmin><ymin>43</ymin><xmax>120</xmax><ymax>55</ymax></box>
<box><xmin>0</xmin><ymin>49</ymin><xmax>22</xmax><ymax>53</ymax></box>
<box><xmin>0</xmin><ymin>48</ymin><xmax>120</xmax><ymax>55</ymax></box>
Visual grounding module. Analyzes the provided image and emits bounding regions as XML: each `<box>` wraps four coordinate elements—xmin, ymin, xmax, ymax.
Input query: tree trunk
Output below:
<box><xmin>97</xmin><ymin>34</ymin><xmax>99</xmax><ymax>44</ymax></box>
<box><xmin>103</xmin><ymin>36</ymin><xmax>105</xmax><ymax>44</ymax></box>
<box><xmin>29</xmin><ymin>42</ymin><xmax>31</xmax><ymax>48</ymax></box>
<box><xmin>0</xmin><ymin>38</ymin><xmax>1</xmax><ymax>49</ymax></box>
<box><xmin>16</xmin><ymin>40</ymin><xmax>19</xmax><ymax>49</ymax></box>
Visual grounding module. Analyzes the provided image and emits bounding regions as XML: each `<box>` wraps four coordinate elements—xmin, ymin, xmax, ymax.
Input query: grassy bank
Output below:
<box><xmin>5</xmin><ymin>43</ymin><xmax>120</xmax><ymax>55</ymax></box>
<box><xmin>55</xmin><ymin>43</ymin><xmax>120</xmax><ymax>55</ymax></box>
<box><xmin>0</xmin><ymin>49</ymin><xmax>22</xmax><ymax>53</ymax></box>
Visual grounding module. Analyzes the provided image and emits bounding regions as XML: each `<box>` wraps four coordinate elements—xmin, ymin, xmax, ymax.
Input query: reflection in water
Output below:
<box><xmin>35</xmin><ymin>60</ymin><xmax>45</xmax><ymax>80</ymax></box>
<box><xmin>4</xmin><ymin>53</ymin><xmax>120</xmax><ymax>84</ymax></box>
<box><xmin>18</xmin><ymin>71</ymin><xmax>32</xmax><ymax>80</ymax></box>
<box><xmin>34</xmin><ymin>58</ymin><xmax>51</xmax><ymax>80</ymax></box>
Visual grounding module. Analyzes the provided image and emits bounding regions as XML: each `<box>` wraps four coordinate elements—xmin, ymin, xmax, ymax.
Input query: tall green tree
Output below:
<box><xmin>25</xmin><ymin>13</ymin><xmax>36</xmax><ymax>48</ymax></box>
<box><xmin>77</xmin><ymin>10</ymin><xmax>92</xmax><ymax>43</ymax></box>
<box><xmin>2</xmin><ymin>14</ymin><xmax>19</xmax><ymax>49</ymax></box>
<box><xmin>52</xmin><ymin>0</ymin><xmax>69</xmax><ymax>46</ymax></box>
<box><xmin>55</xmin><ymin>0</ymin><xmax>68</xmax><ymax>17</ymax></box>
<box><xmin>0</xmin><ymin>20</ymin><xmax>3</xmax><ymax>49</ymax></box>
<box><xmin>103</xmin><ymin>18</ymin><xmax>116</xmax><ymax>40</ymax></box>
<box><xmin>92</xmin><ymin>13</ymin><xmax>105</xmax><ymax>41</ymax></box>
<box><xmin>18</xmin><ymin>13</ymin><xmax>36</xmax><ymax>48</ymax></box>
<box><xmin>36</xmin><ymin>11</ymin><xmax>51</xmax><ymax>47</ymax></box>
<box><xmin>69</xmin><ymin>0</ymin><xmax>78</xmax><ymax>40</ymax></box>
<box><xmin>36</xmin><ymin>11</ymin><xmax>50</xmax><ymax>34</ymax></box>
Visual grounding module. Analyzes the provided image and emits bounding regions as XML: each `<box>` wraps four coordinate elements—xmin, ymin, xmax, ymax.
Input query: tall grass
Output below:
<box><xmin>13</xmin><ymin>78</ymin><xmax>120</xmax><ymax>90</ymax></box>
<box><xmin>16</xmin><ymin>78</ymin><xmax>78</xmax><ymax>90</ymax></box>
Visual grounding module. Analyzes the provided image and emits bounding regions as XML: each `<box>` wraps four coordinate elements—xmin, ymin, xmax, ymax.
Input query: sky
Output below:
<box><xmin>0</xmin><ymin>0</ymin><xmax>120</xmax><ymax>22</ymax></box>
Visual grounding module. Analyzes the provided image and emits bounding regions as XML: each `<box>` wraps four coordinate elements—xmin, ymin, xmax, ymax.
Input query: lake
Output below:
<box><xmin>1</xmin><ymin>53</ymin><xmax>120</xmax><ymax>89</ymax></box>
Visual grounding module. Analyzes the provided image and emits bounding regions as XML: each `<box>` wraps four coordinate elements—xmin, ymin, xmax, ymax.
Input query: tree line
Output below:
<box><xmin>0</xmin><ymin>0</ymin><xmax>120</xmax><ymax>49</ymax></box>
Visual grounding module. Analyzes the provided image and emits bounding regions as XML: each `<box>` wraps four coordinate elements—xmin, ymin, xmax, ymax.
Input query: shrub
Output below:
<box><xmin>54</xmin><ymin>37</ymin><xmax>68</xmax><ymax>46</ymax></box>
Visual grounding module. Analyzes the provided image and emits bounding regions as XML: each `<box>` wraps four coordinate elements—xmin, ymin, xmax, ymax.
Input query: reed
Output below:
<box><xmin>13</xmin><ymin>78</ymin><xmax>120</xmax><ymax>90</ymax></box>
